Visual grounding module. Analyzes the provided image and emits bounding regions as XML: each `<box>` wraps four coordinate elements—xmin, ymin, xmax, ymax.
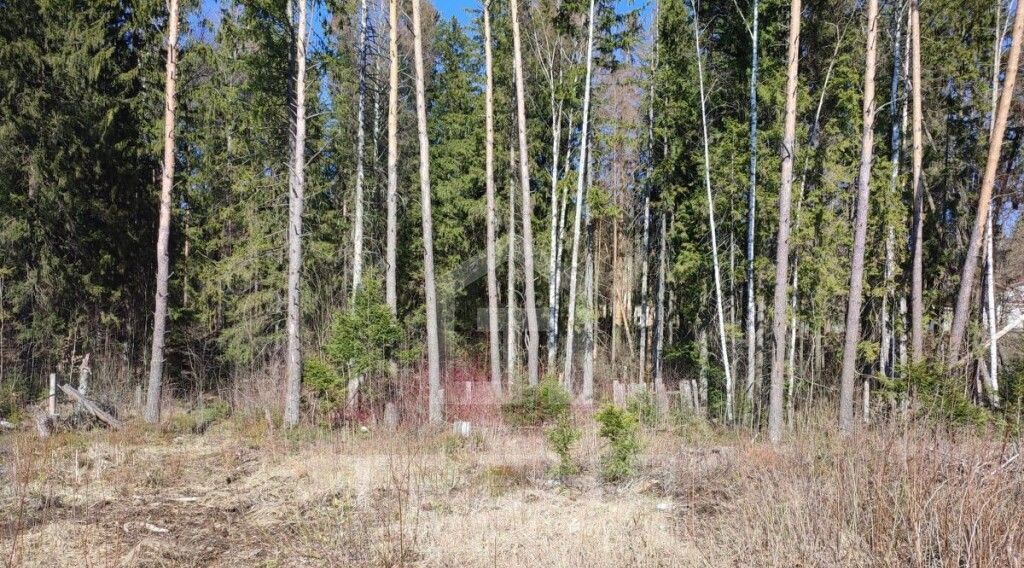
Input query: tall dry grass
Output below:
<box><xmin>1</xmin><ymin>403</ymin><xmax>1022</xmax><ymax>567</ymax></box>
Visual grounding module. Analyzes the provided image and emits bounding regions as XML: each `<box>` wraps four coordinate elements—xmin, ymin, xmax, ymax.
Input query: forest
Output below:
<box><xmin>1</xmin><ymin>0</ymin><xmax>1024</xmax><ymax>563</ymax></box>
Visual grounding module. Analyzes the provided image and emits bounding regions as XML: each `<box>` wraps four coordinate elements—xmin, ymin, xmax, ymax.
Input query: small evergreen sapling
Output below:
<box><xmin>595</xmin><ymin>404</ymin><xmax>641</xmax><ymax>482</ymax></box>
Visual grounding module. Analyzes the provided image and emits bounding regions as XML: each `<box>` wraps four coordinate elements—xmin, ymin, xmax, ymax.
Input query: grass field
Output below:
<box><xmin>2</xmin><ymin>409</ymin><xmax>1022</xmax><ymax>567</ymax></box>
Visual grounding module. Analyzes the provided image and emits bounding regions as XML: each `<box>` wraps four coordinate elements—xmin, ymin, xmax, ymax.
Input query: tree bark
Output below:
<box><xmin>947</xmin><ymin>0</ymin><xmax>1023</xmax><ymax>361</ymax></box>
<box><xmin>351</xmin><ymin>0</ymin><xmax>369</xmax><ymax>301</ymax></box>
<box><xmin>144</xmin><ymin>0</ymin><xmax>179</xmax><ymax>424</ymax></box>
<box><xmin>881</xmin><ymin>3</ymin><xmax>907</xmax><ymax>380</ymax></box>
<box><xmin>908</xmin><ymin>0</ymin><xmax>925</xmax><ymax>362</ymax></box>
<box><xmin>768</xmin><ymin>0</ymin><xmax>801</xmax><ymax>444</ymax></box>
<box><xmin>386</xmin><ymin>0</ymin><xmax>399</xmax><ymax>317</ymax></box>
<box><xmin>582</xmin><ymin>166</ymin><xmax>595</xmax><ymax>403</ymax></box>
<box><xmin>483</xmin><ymin>0</ymin><xmax>501</xmax><ymax>395</ymax></box>
<box><xmin>410</xmin><ymin>0</ymin><xmax>443</xmax><ymax>423</ymax></box>
<box><xmin>547</xmin><ymin>98</ymin><xmax>563</xmax><ymax>371</ymax></box>
<box><xmin>692</xmin><ymin>2</ymin><xmax>734</xmax><ymax>422</ymax></box>
<box><xmin>509</xmin><ymin>0</ymin><xmax>540</xmax><ymax>385</ymax></box>
<box><xmin>838</xmin><ymin>0</ymin><xmax>878</xmax><ymax>433</ymax></box>
<box><xmin>283</xmin><ymin>0</ymin><xmax>308</xmax><ymax>428</ymax></box>
<box><xmin>653</xmin><ymin>212</ymin><xmax>667</xmax><ymax>388</ymax></box>
<box><xmin>984</xmin><ymin>209</ymin><xmax>1000</xmax><ymax>403</ymax></box>
<box><xmin>744</xmin><ymin>0</ymin><xmax>760</xmax><ymax>419</ymax></box>
<box><xmin>638</xmin><ymin>193</ymin><xmax>651</xmax><ymax>381</ymax></box>
<box><xmin>561</xmin><ymin>0</ymin><xmax>596</xmax><ymax>390</ymax></box>
<box><xmin>507</xmin><ymin>149</ymin><xmax>519</xmax><ymax>387</ymax></box>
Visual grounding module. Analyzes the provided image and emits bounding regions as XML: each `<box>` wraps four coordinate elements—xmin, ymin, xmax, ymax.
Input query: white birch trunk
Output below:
<box><xmin>582</xmin><ymin>168</ymin><xmax>595</xmax><ymax>404</ymax></box>
<box><xmin>691</xmin><ymin>3</ymin><xmax>734</xmax><ymax>422</ymax></box>
<box><xmin>744</xmin><ymin>0</ymin><xmax>760</xmax><ymax>415</ymax></box>
<box><xmin>351</xmin><ymin>0</ymin><xmax>369</xmax><ymax>300</ymax></box>
<box><xmin>547</xmin><ymin>99</ymin><xmax>563</xmax><ymax>371</ymax></box>
<box><xmin>385</xmin><ymin>0</ymin><xmax>399</xmax><ymax>316</ymax></box>
<box><xmin>507</xmin><ymin>150</ymin><xmax>519</xmax><ymax>387</ymax></box>
<box><xmin>561</xmin><ymin>0</ymin><xmax>597</xmax><ymax>390</ymax></box>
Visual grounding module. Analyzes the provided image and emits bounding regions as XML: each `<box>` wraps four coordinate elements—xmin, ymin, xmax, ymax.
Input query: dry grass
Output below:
<box><xmin>1</xmin><ymin>409</ymin><xmax>1021</xmax><ymax>567</ymax></box>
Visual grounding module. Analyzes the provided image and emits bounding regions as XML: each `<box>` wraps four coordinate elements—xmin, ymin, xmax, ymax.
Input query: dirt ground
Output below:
<box><xmin>1</xmin><ymin>417</ymin><xmax>704</xmax><ymax>567</ymax></box>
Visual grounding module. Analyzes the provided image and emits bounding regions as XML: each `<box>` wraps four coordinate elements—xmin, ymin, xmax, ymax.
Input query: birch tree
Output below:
<box><xmin>881</xmin><ymin>3</ymin><xmax>908</xmax><ymax>381</ymax></box>
<box><xmin>838</xmin><ymin>0</ymin><xmax>878</xmax><ymax>433</ymax></box>
<box><xmin>386</xmin><ymin>0</ymin><xmax>399</xmax><ymax>317</ymax></box>
<box><xmin>582</xmin><ymin>160</ymin><xmax>596</xmax><ymax>403</ymax></box>
<box><xmin>743</xmin><ymin>0</ymin><xmax>759</xmax><ymax>415</ymax></box>
<box><xmin>351</xmin><ymin>0</ymin><xmax>369</xmax><ymax>300</ymax></box>
<box><xmin>410</xmin><ymin>0</ymin><xmax>443</xmax><ymax>422</ymax></box>
<box><xmin>562</xmin><ymin>0</ymin><xmax>596</xmax><ymax>389</ymax></box>
<box><xmin>691</xmin><ymin>1</ymin><xmax>734</xmax><ymax>422</ymax></box>
<box><xmin>144</xmin><ymin>0</ymin><xmax>180</xmax><ymax>423</ymax></box>
<box><xmin>283</xmin><ymin>0</ymin><xmax>309</xmax><ymax>428</ymax></box>
<box><xmin>509</xmin><ymin>0</ymin><xmax>540</xmax><ymax>385</ymax></box>
<box><xmin>768</xmin><ymin>0</ymin><xmax>801</xmax><ymax>443</ymax></box>
<box><xmin>507</xmin><ymin>149</ymin><xmax>519</xmax><ymax>384</ymax></box>
<box><xmin>947</xmin><ymin>0</ymin><xmax>1023</xmax><ymax>361</ymax></box>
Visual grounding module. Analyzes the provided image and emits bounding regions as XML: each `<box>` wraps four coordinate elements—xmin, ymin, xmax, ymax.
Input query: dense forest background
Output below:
<box><xmin>1</xmin><ymin>0</ymin><xmax>1022</xmax><ymax>430</ymax></box>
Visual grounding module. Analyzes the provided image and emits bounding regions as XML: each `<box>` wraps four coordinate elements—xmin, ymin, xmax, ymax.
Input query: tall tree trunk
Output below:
<box><xmin>692</xmin><ymin>2</ymin><xmax>734</xmax><ymax>422</ymax></box>
<box><xmin>411</xmin><ymin>0</ymin><xmax>442</xmax><ymax>423</ymax></box>
<box><xmin>698</xmin><ymin>326</ymin><xmax>709</xmax><ymax>414</ymax></box>
<box><xmin>908</xmin><ymin>0</ymin><xmax>925</xmax><ymax>362</ymax></box>
<box><xmin>483</xmin><ymin>0</ymin><xmax>501</xmax><ymax>394</ymax></box>
<box><xmin>744</xmin><ymin>0</ymin><xmax>760</xmax><ymax>418</ymax></box>
<box><xmin>144</xmin><ymin>0</ymin><xmax>180</xmax><ymax>424</ymax></box>
<box><xmin>351</xmin><ymin>0</ymin><xmax>369</xmax><ymax>300</ymax></box>
<box><xmin>582</xmin><ymin>168</ymin><xmax>595</xmax><ymax>403</ymax></box>
<box><xmin>283</xmin><ymin>0</ymin><xmax>308</xmax><ymax>428</ymax></box>
<box><xmin>561</xmin><ymin>0</ymin><xmax>596</xmax><ymax>389</ymax></box>
<box><xmin>882</xmin><ymin>3</ymin><xmax>907</xmax><ymax>380</ymax></box>
<box><xmin>547</xmin><ymin>98</ymin><xmax>563</xmax><ymax>371</ymax></box>
<box><xmin>507</xmin><ymin>149</ymin><xmax>519</xmax><ymax>387</ymax></box>
<box><xmin>982</xmin><ymin>0</ymin><xmax>1007</xmax><ymax>406</ymax></box>
<box><xmin>509</xmin><ymin>0</ymin><xmax>540</xmax><ymax>385</ymax></box>
<box><xmin>386</xmin><ymin>0</ymin><xmax>399</xmax><ymax>316</ymax></box>
<box><xmin>838</xmin><ymin>0</ymin><xmax>879</xmax><ymax>433</ymax></box>
<box><xmin>948</xmin><ymin>0</ymin><xmax>1023</xmax><ymax>360</ymax></box>
<box><xmin>638</xmin><ymin>194</ymin><xmax>651</xmax><ymax>380</ymax></box>
<box><xmin>984</xmin><ymin>211</ymin><xmax>1000</xmax><ymax>403</ymax></box>
<box><xmin>653</xmin><ymin>212</ymin><xmax>667</xmax><ymax>388</ymax></box>
<box><xmin>768</xmin><ymin>0</ymin><xmax>801</xmax><ymax>444</ymax></box>
<box><xmin>786</xmin><ymin>285</ymin><xmax>798</xmax><ymax>426</ymax></box>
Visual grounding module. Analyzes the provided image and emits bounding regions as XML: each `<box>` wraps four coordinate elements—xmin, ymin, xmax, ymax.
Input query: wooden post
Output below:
<box><xmin>48</xmin><ymin>372</ymin><xmax>56</xmax><ymax>417</ymax></box>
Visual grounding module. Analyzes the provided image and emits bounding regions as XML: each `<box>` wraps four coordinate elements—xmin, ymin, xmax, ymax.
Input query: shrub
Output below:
<box><xmin>0</xmin><ymin>377</ymin><xmax>28</xmax><ymax>423</ymax></box>
<box><xmin>324</xmin><ymin>275</ymin><xmax>401</xmax><ymax>385</ymax></box>
<box><xmin>627</xmin><ymin>389</ymin><xmax>659</xmax><ymax>427</ymax></box>
<box><xmin>304</xmin><ymin>273</ymin><xmax>400</xmax><ymax>423</ymax></box>
<box><xmin>546</xmin><ymin>414</ymin><xmax>581</xmax><ymax>478</ymax></box>
<box><xmin>595</xmin><ymin>404</ymin><xmax>641</xmax><ymax>482</ymax></box>
<box><xmin>303</xmin><ymin>357</ymin><xmax>346</xmax><ymax>419</ymax></box>
<box><xmin>164</xmin><ymin>397</ymin><xmax>231</xmax><ymax>434</ymax></box>
<box><xmin>896</xmin><ymin>361</ymin><xmax>991</xmax><ymax>427</ymax></box>
<box><xmin>501</xmin><ymin>376</ymin><xmax>571</xmax><ymax>426</ymax></box>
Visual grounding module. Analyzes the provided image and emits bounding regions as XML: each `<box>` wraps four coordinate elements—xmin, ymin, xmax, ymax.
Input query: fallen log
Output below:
<box><xmin>58</xmin><ymin>384</ymin><xmax>122</xmax><ymax>430</ymax></box>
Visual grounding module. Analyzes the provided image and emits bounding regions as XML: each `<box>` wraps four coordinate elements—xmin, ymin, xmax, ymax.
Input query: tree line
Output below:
<box><xmin>1</xmin><ymin>0</ymin><xmax>1022</xmax><ymax>436</ymax></box>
